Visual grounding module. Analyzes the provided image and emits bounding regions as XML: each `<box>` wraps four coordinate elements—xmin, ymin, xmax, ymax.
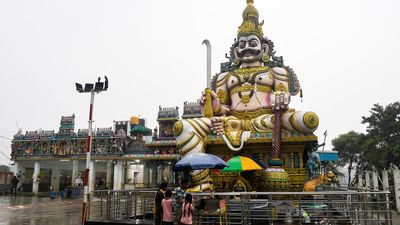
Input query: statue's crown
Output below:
<box><xmin>238</xmin><ymin>0</ymin><xmax>264</xmax><ymax>39</ymax></box>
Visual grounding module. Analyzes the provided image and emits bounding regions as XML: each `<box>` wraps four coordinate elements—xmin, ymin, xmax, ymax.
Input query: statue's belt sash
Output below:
<box><xmin>229</xmin><ymin>108</ymin><xmax>273</xmax><ymax>120</ymax></box>
<box><xmin>230</xmin><ymin>83</ymin><xmax>272</xmax><ymax>95</ymax></box>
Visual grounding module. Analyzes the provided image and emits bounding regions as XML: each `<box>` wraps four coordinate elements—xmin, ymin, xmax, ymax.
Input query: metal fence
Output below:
<box><xmin>87</xmin><ymin>189</ymin><xmax>392</xmax><ymax>225</ymax></box>
<box><xmin>88</xmin><ymin>189</ymin><xmax>157</xmax><ymax>223</ymax></box>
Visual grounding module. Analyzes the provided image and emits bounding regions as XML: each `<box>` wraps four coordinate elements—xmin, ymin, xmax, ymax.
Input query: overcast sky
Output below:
<box><xmin>1</xmin><ymin>0</ymin><xmax>400</xmax><ymax>166</ymax></box>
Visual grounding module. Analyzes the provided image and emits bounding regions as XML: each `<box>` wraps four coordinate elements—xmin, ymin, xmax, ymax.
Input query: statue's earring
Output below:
<box><xmin>233</xmin><ymin>47</ymin><xmax>240</xmax><ymax>66</ymax></box>
<box><xmin>262</xmin><ymin>53</ymin><xmax>270</xmax><ymax>63</ymax></box>
<box><xmin>233</xmin><ymin>58</ymin><xmax>240</xmax><ymax>65</ymax></box>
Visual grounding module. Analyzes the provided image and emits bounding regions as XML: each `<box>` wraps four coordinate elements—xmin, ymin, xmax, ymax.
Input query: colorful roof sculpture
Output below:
<box><xmin>182</xmin><ymin>101</ymin><xmax>203</xmax><ymax>119</ymax></box>
<box><xmin>145</xmin><ymin>139</ymin><xmax>176</xmax><ymax>147</ymax></box>
<box><xmin>157</xmin><ymin>106</ymin><xmax>179</xmax><ymax>121</ymax></box>
<box><xmin>122</xmin><ymin>154</ymin><xmax>179</xmax><ymax>160</ymax></box>
<box><xmin>58</xmin><ymin>114</ymin><xmax>76</xmax><ymax>137</ymax></box>
<box><xmin>24</xmin><ymin>131</ymin><xmax>39</xmax><ymax>140</ymax></box>
<box><xmin>96</xmin><ymin>127</ymin><xmax>114</xmax><ymax>137</ymax></box>
<box><xmin>39</xmin><ymin>130</ymin><xmax>56</xmax><ymax>139</ymax></box>
<box><xmin>77</xmin><ymin>129</ymin><xmax>89</xmax><ymax>137</ymax></box>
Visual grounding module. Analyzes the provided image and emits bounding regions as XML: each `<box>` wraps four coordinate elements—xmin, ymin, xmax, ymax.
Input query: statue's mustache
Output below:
<box><xmin>238</xmin><ymin>49</ymin><xmax>261</xmax><ymax>57</ymax></box>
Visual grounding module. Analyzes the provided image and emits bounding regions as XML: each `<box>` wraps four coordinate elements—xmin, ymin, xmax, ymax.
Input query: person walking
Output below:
<box><xmin>161</xmin><ymin>190</ymin><xmax>174</xmax><ymax>225</ymax></box>
<box><xmin>154</xmin><ymin>183</ymin><xmax>167</xmax><ymax>225</ymax></box>
<box><xmin>11</xmin><ymin>176</ymin><xmax>19</xmax><ymax>196</ymax></box>
<box><xmin>174</xmin><ymin>178</ymin><xmax>188</xmax><ymax>224</ymax></box>
<box><xmin>180</xmin><ymin>193</ymin><xmax>194</xmax><ymax>225</ymax></box>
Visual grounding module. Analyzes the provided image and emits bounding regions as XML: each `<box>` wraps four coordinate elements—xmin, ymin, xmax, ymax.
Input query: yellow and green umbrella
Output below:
<box><xmin>222</xmin><ymin>156</ymin><xmax>263</xmax><ymax>173</ymax></box>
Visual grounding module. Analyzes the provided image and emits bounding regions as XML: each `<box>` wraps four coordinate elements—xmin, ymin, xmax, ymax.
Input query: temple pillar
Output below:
<box><xmin>113</xmin><ymin>160</ymin><xmax>125</xmax><ymax>190</ymax></box>
<box><xmin>71</xmin><ymin>160</ymin><xmax>79</xmax><ymax>185</ymax></box>
<box><xmin>51</xmin><ymin>163</ymin><xmax>60</xmax><ymax>192</ymax></box>
<box><xmin>382</xmin><ymin>169</ymin><xmax>389</xmax><ymax>192</ymax></box>
<box><xmin>372</xmin><ymin>170</ymin><xmax>379</xmax><ymax>191</ymax></box>
<box><xmin>393</xmin><ymin>166</ymin><xmax>400</xmax><ymax>213</ymax></box>
<box><xmin>357</xmin><ymin>172</ymin><xmax>363</xmax><ymax>188</ymax></box>
<box><xmin>89</xmin><ymin>160</ymin><xmax>96</xmax><ymax>192</ymax></box>
<box><xmin>299</xmin><ymin>152</ymin><xmax>303</xmax><ymax>168</ymax></box>
<box><xmin>157</xmin><ymin>163</ymin><xmax>163</xmax><ymax>185</ymax></box>
<box><xmin>151</xmin><ymin>163</ymin><xmax>158</xmax><ymax>188</ymax></box>
<box><xmin>14</xmin><ymin>161</ymin><xmax>21</xmax><ymax>176</ymax></box>
<box><xmin>106</xmin><ymin>161</ymin><xmax>113</xmax><ymax>189</ymax></box>
<box><xmin>14</xmin><ymin>161</ymin><xmax>24</xmax><ymax>191</ymax></box>
<box><xmin>290</xmin><ymin>152</ymin><xmax>294</xmax><ymax>168</ymax></box>
<box><xmin>32</xmin><ymin>161</ymin><xmax>40</xmax><ymax>194</ymax></box>
<box><xmin>143</xmin><ymin>162</ymin><xmax>150</xmax><ymax>188</ymax></box>
<box><xmin>365</xmin><ymin>171</ymin><xmax>371</xmax><ymax>190</ymax></box>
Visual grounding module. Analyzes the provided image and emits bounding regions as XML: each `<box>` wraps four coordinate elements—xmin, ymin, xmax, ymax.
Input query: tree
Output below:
<box><xmin>361</xmin><ymin>102</ymin><xmax>400</xmax><ymax>169</ymax></box>
<box><xmin>332</xmin><ymin>131</ymin><xmax>365</xmax><ymax>186</ymax></box>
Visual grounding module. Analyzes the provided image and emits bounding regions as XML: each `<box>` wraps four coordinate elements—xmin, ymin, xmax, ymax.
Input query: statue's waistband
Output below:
<box><xmin>228</xmin><ymin>108</ymin><xmax>273</xmax><ymax>119</ymax></box>
<box><xmin>230</xmin><ymin>84</ymin><xmax>272</xmax><ymax>95</ymax></box>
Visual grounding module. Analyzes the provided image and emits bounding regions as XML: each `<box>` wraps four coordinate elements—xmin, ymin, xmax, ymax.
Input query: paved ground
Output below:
<box><xmin>0</xmin><ymin>195</ymin><xmax>399</xmax><ymax>225</ymax></box>
<box><xmin>0</xmin><ymin>196</ymin><xmax>82</xmax><ymax>225</ymax></box>
<box><xmin>392</xmin><ymin>211</ymin><xmax>400</xmax><ymax>225</ymax></box>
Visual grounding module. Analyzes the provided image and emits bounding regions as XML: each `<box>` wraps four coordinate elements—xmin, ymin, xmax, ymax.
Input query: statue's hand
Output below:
<box><xmin>200</xmin><ymin>90</ymin><xmax>228</xmax><ymax>115</ymax></box>
<box><xmin>200</xmin><ymin>90</ymin><xmax>217</xmax><ymax>105</ymax></box>
<box><xmin>210</xmin><ymin>117</ymin><xmax>225</xmax><ymax>135</ymax></box>
<box><xmin>270</xmin><ymin>91</ymin><xmax>290</xmax><ymax>111</ymax></box>
<box><xmin>210</xmin><ymin>117</ymin><xmax>242</xmax><ymax>135</ymax></box>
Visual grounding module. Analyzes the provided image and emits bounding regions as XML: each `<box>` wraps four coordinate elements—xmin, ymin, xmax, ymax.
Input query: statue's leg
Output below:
<box><xmin>173</xmin><ymin>117</ymin><xmax>212</xmax><ymax>191</ymax></box>
<box><xmin>288</xmin><ymin>111</ymin><xmax>319</xmax><ymax>133</ymax></box>
<box><xmin>252</xmin><ymin>114</ymin><xmax>274</xmax><ymax>131</ymax></box>
<box><xmin>255</xmin><ymin>111</ymin><xmax>319</xmax><ymax>133</ymax></box>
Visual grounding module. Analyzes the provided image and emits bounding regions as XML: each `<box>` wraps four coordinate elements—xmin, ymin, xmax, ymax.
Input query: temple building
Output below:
<box><xmin>10</xmin><ymin>109</ymin><xmax>180</xmax><ymax>194</ymax></box>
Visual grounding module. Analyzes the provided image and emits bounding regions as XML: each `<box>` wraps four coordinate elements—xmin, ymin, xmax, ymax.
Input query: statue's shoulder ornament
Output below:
<box><xmin>212</xmin><ymin>72</ymin><xmax>230</xmax><ymax>91</ymax></box>
<box><xmin>270</xmin><ymin>66</ymin><xmax>301</xmax><ymax>96</ymax></box>
<box><xmin>270</xmin><ymin>67</ymin><xmax>289</xmax><ymax>81</ymax></box>
<box><xmin>212</xmin><ymin>72</ymin><xmax>231</xmax><ymax>105</ymax></box>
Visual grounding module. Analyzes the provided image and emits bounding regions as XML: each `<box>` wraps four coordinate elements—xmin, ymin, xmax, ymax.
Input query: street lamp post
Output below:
<box><xmin>75</xmin><ymin>76</ymin><xmax>108</xmax><ymax>224</ymax></box>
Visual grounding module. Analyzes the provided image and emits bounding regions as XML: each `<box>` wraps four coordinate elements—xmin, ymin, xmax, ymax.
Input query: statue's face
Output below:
<box><xmin>235</xmin><ymin>34</ymin><xmax>264</xmax><ymax>63</ymax></box>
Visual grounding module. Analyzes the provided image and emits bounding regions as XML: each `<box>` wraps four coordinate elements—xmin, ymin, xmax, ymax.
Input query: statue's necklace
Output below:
<box><xmin>238</xmin><ymin>90</ymin><xmax>253</xmax><ymax>103</ymax></box>
<box><xmin>231</xmin><ymin>71</ymin><xmax>257</xmax><ymax>104</ymax></box>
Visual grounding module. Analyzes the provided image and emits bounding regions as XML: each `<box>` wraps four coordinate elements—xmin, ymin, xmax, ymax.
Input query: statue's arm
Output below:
<box><xmin>271</xmin><ymin>67</ymin><xmax>291</xmax><ymax>110</ymax></box>
<box><xmin>214</xmin><ymin>72</ymin><xmax>231</xmax><ymax>116</ymax></box>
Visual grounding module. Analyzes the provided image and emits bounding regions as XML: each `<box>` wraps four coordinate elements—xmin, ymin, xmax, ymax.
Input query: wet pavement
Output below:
<box><xmin>1</xmin><ymin>195</ymin><xmax>399</xmax><ymax>225</ymax></box>
<box><xmin>0</xmin><ymin>196</ymin><xmax>82</xmax><ymax>225</ymax></box>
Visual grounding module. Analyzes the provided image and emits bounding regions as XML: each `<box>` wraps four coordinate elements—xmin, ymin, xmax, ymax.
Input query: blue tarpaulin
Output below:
<box><xmin>316</xmin><ymin>150</ymin><xmax>338</xmax><ymax>161</ymax></box>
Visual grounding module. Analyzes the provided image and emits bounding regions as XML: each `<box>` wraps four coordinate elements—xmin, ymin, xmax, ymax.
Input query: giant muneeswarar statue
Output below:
<box><xmin>174</xmin><ymin>0</ymin><xmax>319</xmax><ymax>191</ymax></box>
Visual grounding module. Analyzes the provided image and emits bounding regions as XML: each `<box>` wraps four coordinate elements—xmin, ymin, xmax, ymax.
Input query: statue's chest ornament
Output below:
<box><xmin>230</xmin><ymin>67</ymin><xmax>269</xmax><ymax>104</ymax></box>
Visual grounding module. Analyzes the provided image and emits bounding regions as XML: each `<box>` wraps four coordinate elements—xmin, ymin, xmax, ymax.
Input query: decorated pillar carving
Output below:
<box><xmin>299</xmin><ymin>152</ymin><xmax>304</xmax><ymax>168</ymax></box>
<box><xmin>372</xmin><ymin>170</ymin><xmax>379</xmax><ymax>191</ymax></box>
<box><xmin>290</xmin><ymin>152</ymin><xmax>294</xmax><ymax>169</ymax></box>
<box><xmin>51</xmin><ymin>163</ymin><xmax>60</xmax><ymax>192</ymax></box>
<box><xmin>71</xmin><ymin>160</ymin><xmax>79</xmax><ymax>185</ymax></box>
<box><xmin>106</xmin><ymin>161</ymin><xmax>112</xmax><ymax>189</ymax></box>
<box><xmin>32</xmin><ymin>161</ymin><xmax>40</xmax><ymax>195</ymax></box>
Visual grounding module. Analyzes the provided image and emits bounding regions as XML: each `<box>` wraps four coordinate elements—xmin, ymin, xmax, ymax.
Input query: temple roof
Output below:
<box><xmin>24</xmin><ymin>131</ymin><xmax>39</xmax><ymax>140</ymax></box>
<box><xmin>182</xmin><ymin>101</ymin><xmax>202</xmax><ymax>119</ymax></box>
<box><xmin>96</xmin><ymin>127</ymin><xmax>114</xmax><ymax>137</ymax></box>
<box><xmin>145</xmin><ymin>139</ymin><xmax>176</xmax><ymax>147</ymax></box>
<box><xmin>157</xmin><ymin>106</ymin><xmax>179</xmax><ymax>121</ymax></box>
<box><xmin>77</xmin><ymin>129</ymin><xmax>89</xmax><ymax>137</ymax></box>
<box><xmin>40</xmin><ymin>130</ymin><xmax>56</xmax><ymax>139</ymax></box>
